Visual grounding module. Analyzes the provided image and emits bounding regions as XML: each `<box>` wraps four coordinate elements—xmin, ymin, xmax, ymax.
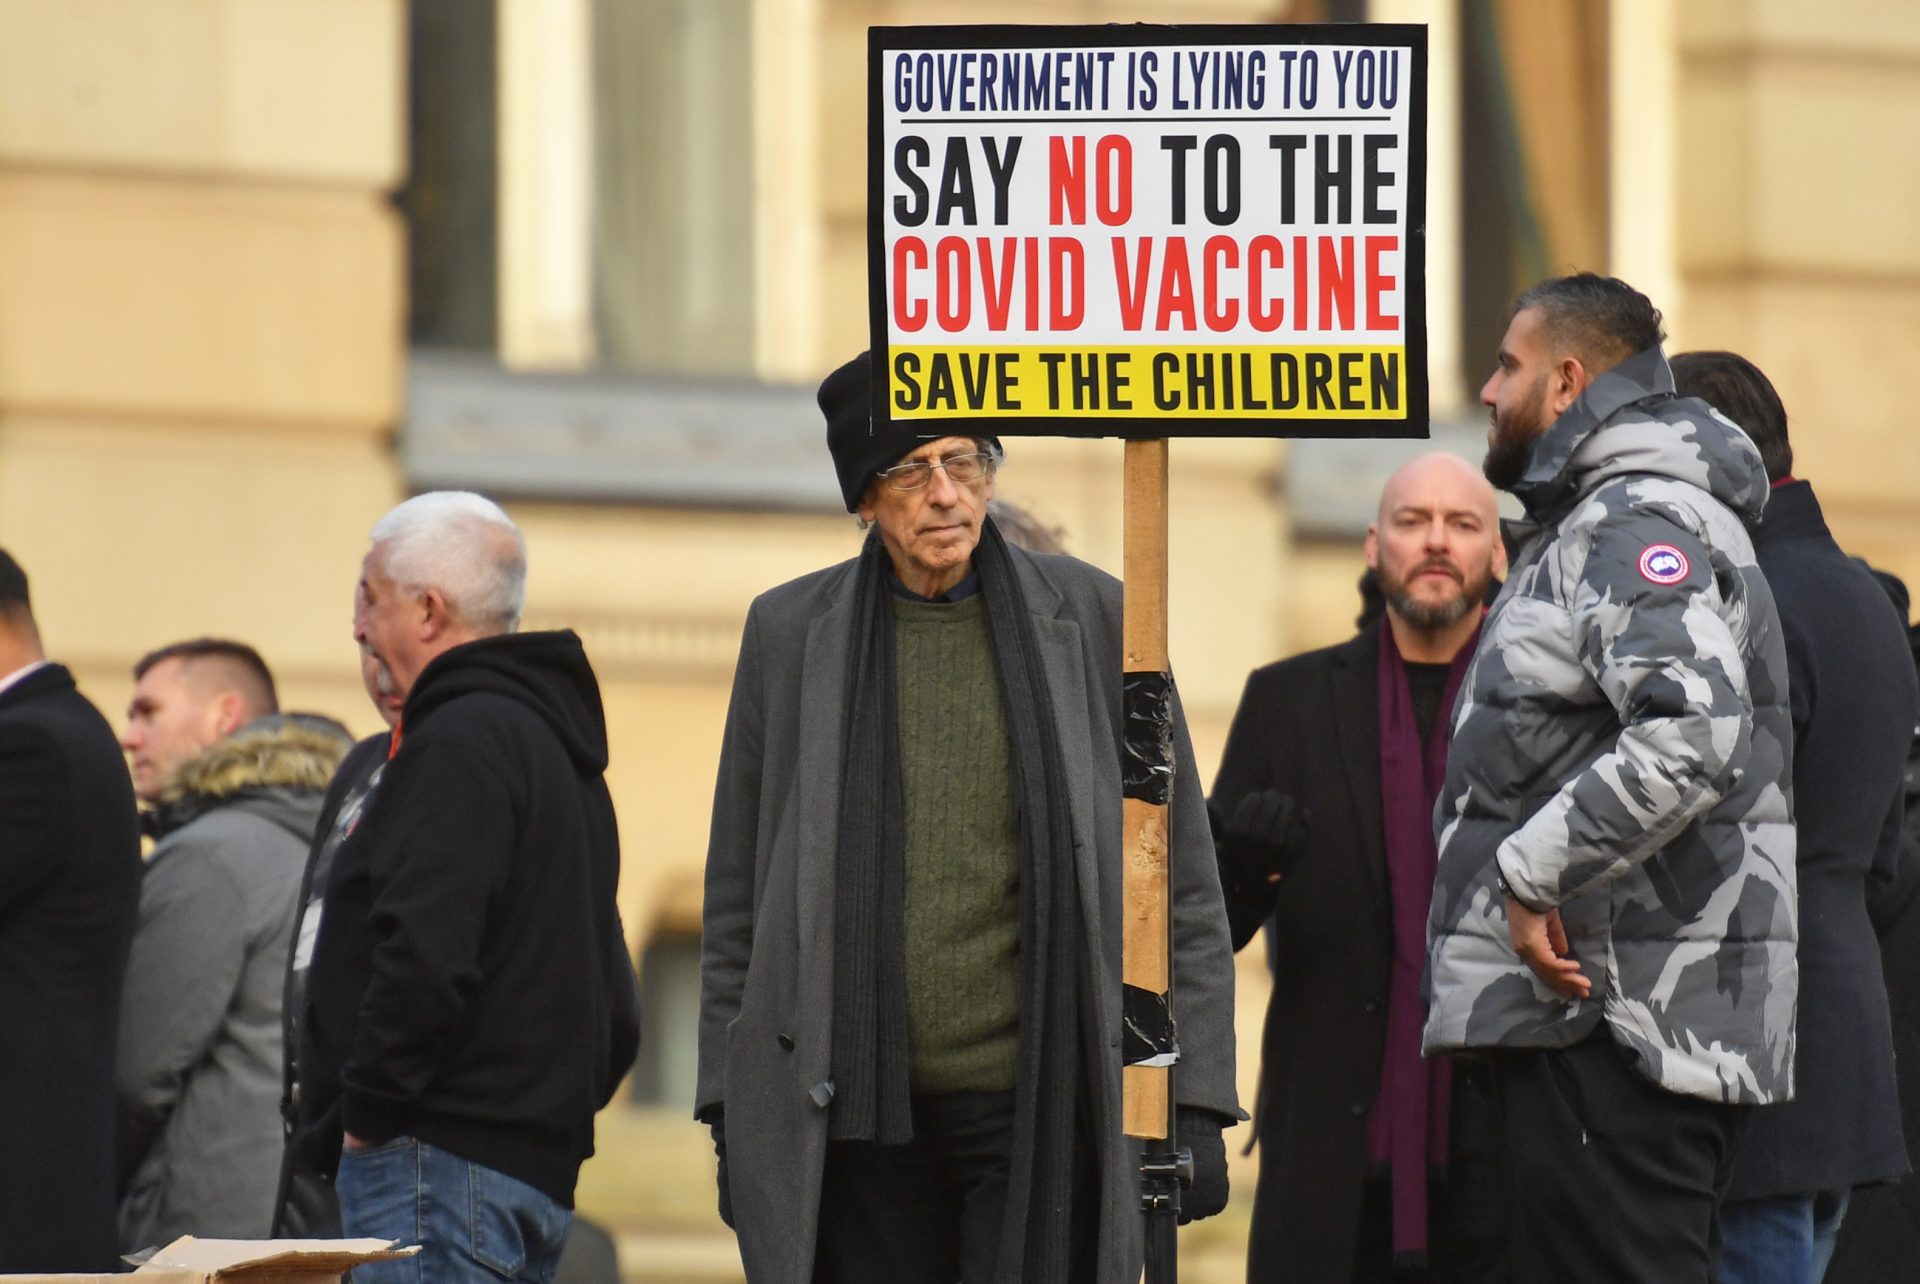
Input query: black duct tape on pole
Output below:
<box><xmin>1122</xmin><ymin>671</ymin><xmax>1174</xmax><ymax>806</ymax></box>
<box><xmin>1122</xmin><ymin>983</ymin><xmax>1180</xmax><ymax>1068</ymax></box>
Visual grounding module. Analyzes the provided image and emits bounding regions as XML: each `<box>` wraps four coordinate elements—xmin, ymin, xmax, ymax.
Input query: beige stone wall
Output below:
<box><xmin>0</xmin><ymin>0</ymin><xmax>407</xmax><ymax>733</ymax></box>
<box><xmin>0</xmin><ymin>3</ymin><xmax>1294</xmax><ymax>1078</ymax></box>
<box><xmin>1677</xmin><ymin>0</ymin><xmax>1920</xmax><ymax>587</ymax></box>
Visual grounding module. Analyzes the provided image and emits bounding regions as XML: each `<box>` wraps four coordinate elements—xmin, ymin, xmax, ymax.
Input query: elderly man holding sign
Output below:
<box><xmin>696</xmin><ymin>352</ymin><xmax>1240</xmax><ymax>1284</ymax></box>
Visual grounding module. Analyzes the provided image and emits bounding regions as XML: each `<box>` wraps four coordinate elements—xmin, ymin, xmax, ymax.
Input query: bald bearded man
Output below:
<box><xmin>1211</xmin><ymin>453</ymin><xmax>1510</xmax><ymax>1282</ymax></box>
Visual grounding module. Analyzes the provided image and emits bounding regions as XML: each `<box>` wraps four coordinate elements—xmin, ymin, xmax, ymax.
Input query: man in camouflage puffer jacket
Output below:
<box><xmin>1423</xmin><ymin>274</ymin><xmax>1795</xmax><ymax>1281</ymax></box>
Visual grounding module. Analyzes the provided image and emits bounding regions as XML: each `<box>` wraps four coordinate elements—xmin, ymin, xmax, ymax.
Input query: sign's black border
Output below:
<box><xmin>865</xmin><ymin>22</ymin><xmax>1429</xmax><ymax>440</ymax></box>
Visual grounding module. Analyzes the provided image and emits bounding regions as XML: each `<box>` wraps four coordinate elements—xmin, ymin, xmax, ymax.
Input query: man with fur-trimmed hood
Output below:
<box><xmin>116</xmin><ymin>639</ymin><xmax>350</xmax><ymax>1250</ymax></box>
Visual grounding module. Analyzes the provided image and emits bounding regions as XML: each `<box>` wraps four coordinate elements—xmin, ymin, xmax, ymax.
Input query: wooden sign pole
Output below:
<box><xmin>1122</xmin><ymin>436</ymin><xmax>1172</xmax><ymax>1138</ymax></box>
<box><xmin>1122</xmin><ymin>438</ymin><xmax>1183</xmax><ymax>1281</ymax></box>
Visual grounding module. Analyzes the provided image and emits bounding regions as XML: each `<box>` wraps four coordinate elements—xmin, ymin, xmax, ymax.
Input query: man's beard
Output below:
<box><xmin>1483</xmin><ymin>381</ymin><xmax>1552</xmax><ymax>491</ymax></box>
<box><xmin>1482</xmin><ymin>426</ymin><xmax>1535</xmax><ymax>492</ymax></box>
<box><xmin>1383</xmin><ymin>561</ymin><xmax>1493</xmax><ymax>631</ymax></box>
<box><xmin>1389</xmin><ymin>585</ymin><xmax>1474</xmax><ymax>630</ymax></box>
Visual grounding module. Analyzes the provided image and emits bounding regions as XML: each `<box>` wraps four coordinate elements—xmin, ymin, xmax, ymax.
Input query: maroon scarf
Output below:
<box><xmin>1365</xmin><ymin>615</ymin><xmax>1478</xmax><ymax>1264</ymax></box>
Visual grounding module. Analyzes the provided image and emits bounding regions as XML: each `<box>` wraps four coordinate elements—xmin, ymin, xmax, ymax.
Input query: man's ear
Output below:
<box><xmin>210</xmin><ymin>690</ymin><xmax>245</xmax><ymax>740</ymax></box>
<box><xmin>419</xmin><ymin>587</ymin><xmax>452</xmax><ymax>642</ymax></box>
<box><xmin>1550</xmin><ymin>356</ymin><xmax>1589</xmax><ymax>417</ymax></box>
<box><xmin>1363</xmin><ymin>524</ymin><xmax>1381</xmax><ymax>572</ymax></box>
<box><xmin>1491</xmin><ymin>534</ymin><xmax>1510</xmax><ymax>581</ymax></box>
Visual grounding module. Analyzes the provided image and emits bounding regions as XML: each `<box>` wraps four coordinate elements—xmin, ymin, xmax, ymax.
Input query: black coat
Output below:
<box><xmin>1824</xmin><ymin>620</ymin><xmax>1920</xmax><ymax>1283</ymax></box>
<box><xmin>1212</xmin><ymin>629</ymin><xmax>1395</xmax><ymax>1282</ymax></box>
<box><xmin>275</xmin><ymin>730</ymin><xmax>390</xmax><ymax>1238</ymax></box>
<box><xmin>0</xmin><ymin>664</ymin><xmax>142</xmax><ymax>1271</ymax></box>
<box><xmin>302</xmin><ymin>633</ymin><xmax>640</xmax><ymax>1207</ymax></box>
<box><xmin>1726</xmin><ymin>481</ymin><xmax>1915</xmax><ymax>1200</ymax></box>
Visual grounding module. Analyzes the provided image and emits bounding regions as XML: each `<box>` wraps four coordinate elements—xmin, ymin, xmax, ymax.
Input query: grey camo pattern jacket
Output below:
<box><xmin>1423</xmin><ymin>347</ymin><xmax>1797</xmax><ymax>1104</ymax></box>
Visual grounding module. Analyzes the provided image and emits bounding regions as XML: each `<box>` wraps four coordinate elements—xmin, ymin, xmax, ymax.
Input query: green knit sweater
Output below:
<box><xmin>892</xmin><ymin>593</ymin><xmax>1022</xmax><ymax>1093</ymax></box>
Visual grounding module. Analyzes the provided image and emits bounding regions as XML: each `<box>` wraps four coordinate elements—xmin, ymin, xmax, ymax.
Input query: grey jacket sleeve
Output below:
<box><xmin>116</xmin><ymin>834</ymin><xmax>251</xmax><ymax>1167</ymax></box>
<box><xmin>1498</xmin><ymin>513</ymin><xmax>1751</xmax><ymax>909</ymax></box>
<box><xmin>1167</xmin><ymin>683</ymin><xmax>1244</xmax><ymax>1121</ymax></box>
<box><xmin>696</xmin><ymin>605</ymin><xmax>765</xmax><ymax>1120</ymax></box>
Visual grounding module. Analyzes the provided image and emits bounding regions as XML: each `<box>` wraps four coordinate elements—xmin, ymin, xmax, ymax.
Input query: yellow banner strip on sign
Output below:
<box><xmin>886</xmin><ymin>345</ymin><xmax>1407</xmax><ymax>420</ymax></box>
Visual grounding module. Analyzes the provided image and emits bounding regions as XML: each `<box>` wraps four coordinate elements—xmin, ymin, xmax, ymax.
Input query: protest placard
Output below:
<box><xmin>864</xmin><ymin>30</ymin><xmax>1430</xmax><ymax>1233</ymax></box>
<box><xmin>868</xmin><ymin>23</ymin><xmax>1428</xmax><ymax>437</ymax></box>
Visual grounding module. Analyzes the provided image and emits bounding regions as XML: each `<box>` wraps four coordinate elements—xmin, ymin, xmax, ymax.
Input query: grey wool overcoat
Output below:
<box><xmin>697</xmin><ymin>541</ymin><xmax>1241</xmax><ymax>1283</ymax></box>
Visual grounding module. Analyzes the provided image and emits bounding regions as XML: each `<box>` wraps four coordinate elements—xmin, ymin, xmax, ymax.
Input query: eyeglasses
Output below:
<box><xmin>876</xmin><ymin>451</ymin><xmax>997</xmax><ymax>492</ymax></box>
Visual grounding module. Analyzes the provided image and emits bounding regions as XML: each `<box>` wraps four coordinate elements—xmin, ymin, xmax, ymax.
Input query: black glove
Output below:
<box><xmin>1208</xmin><ymin>788</ymin><xmax>1311</xmax><ymax>893</ymax></box>
<box><xmin>708</xmin><ymin>1112</ymin><xmax>734</xmax><ymax>1229</ymax></box>
<box><xmin>1176</xmin><ymin>1107</ymin><xmax>1230</xmax><ymax>1224</ymax></box>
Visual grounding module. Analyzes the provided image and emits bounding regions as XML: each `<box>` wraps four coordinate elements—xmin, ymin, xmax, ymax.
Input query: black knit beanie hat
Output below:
<box><xmin>819</xmin><ymin>352</ymin><xmax>1001</xmax><ymax>512</ymax></box>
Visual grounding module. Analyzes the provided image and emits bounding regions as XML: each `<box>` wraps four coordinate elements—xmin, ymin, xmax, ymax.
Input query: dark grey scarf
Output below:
<box><xmin>829</xmin><ymin>517</ymin><xmax>1085</xmax><ymax>1280</ymax></box>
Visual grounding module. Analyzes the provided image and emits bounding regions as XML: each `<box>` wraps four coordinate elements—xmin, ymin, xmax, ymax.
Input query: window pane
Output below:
<box><xmin>631</xmin><ymin>930</ymin><xmax>702</xmax><ymax>1108</ymax></box>
<box><xmin>403</xmin><ymin>0</ymin><xmax>499</xmax><ymax>351</ymax></box>
<box><xmin>592</xmin><ymin>0</ymin><xmax>756</xmax><ymax>375</ymax></box>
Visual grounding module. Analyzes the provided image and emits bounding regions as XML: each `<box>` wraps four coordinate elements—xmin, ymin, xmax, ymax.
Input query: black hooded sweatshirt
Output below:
<box><xmin>301</xmin><ymin>631</ymin><xmax>641</xmax><ymax>1206</ymax></box>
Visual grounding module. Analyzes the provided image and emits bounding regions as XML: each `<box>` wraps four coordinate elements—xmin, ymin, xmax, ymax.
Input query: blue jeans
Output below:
<box><xmin>336</xmin><ymin>1136</ymin><xmax>571</xmax><ymax>1283</ymax></box>
<box><xmin>1717</xmin><ymin>1189</ymin><xmax>1850</xmax><ymax>1284</ymax></box>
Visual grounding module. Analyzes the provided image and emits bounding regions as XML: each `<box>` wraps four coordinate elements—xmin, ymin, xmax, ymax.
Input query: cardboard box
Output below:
<box><xmin>3</xmin><ymin>1236</ymin><xmax>418</xmax><ymax>1283</ymax></box>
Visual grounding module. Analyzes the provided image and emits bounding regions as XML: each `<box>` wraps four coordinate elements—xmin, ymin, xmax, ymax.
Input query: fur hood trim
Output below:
<box><xmin>157</xmin><ymin>718</ymin><xmax>351</xmax><ymax>807</ymax></box>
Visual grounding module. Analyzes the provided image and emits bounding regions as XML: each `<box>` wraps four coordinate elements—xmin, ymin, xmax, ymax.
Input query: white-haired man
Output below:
<box><xmin>299</xmin><ymin>491</ymin><xmax>641</xmax><ymax>1283</ymax></box>
<box><xmin>699</xmin><ymin>355</ymin><xmax>1240</xmax><ymax>1283</ymax></box>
